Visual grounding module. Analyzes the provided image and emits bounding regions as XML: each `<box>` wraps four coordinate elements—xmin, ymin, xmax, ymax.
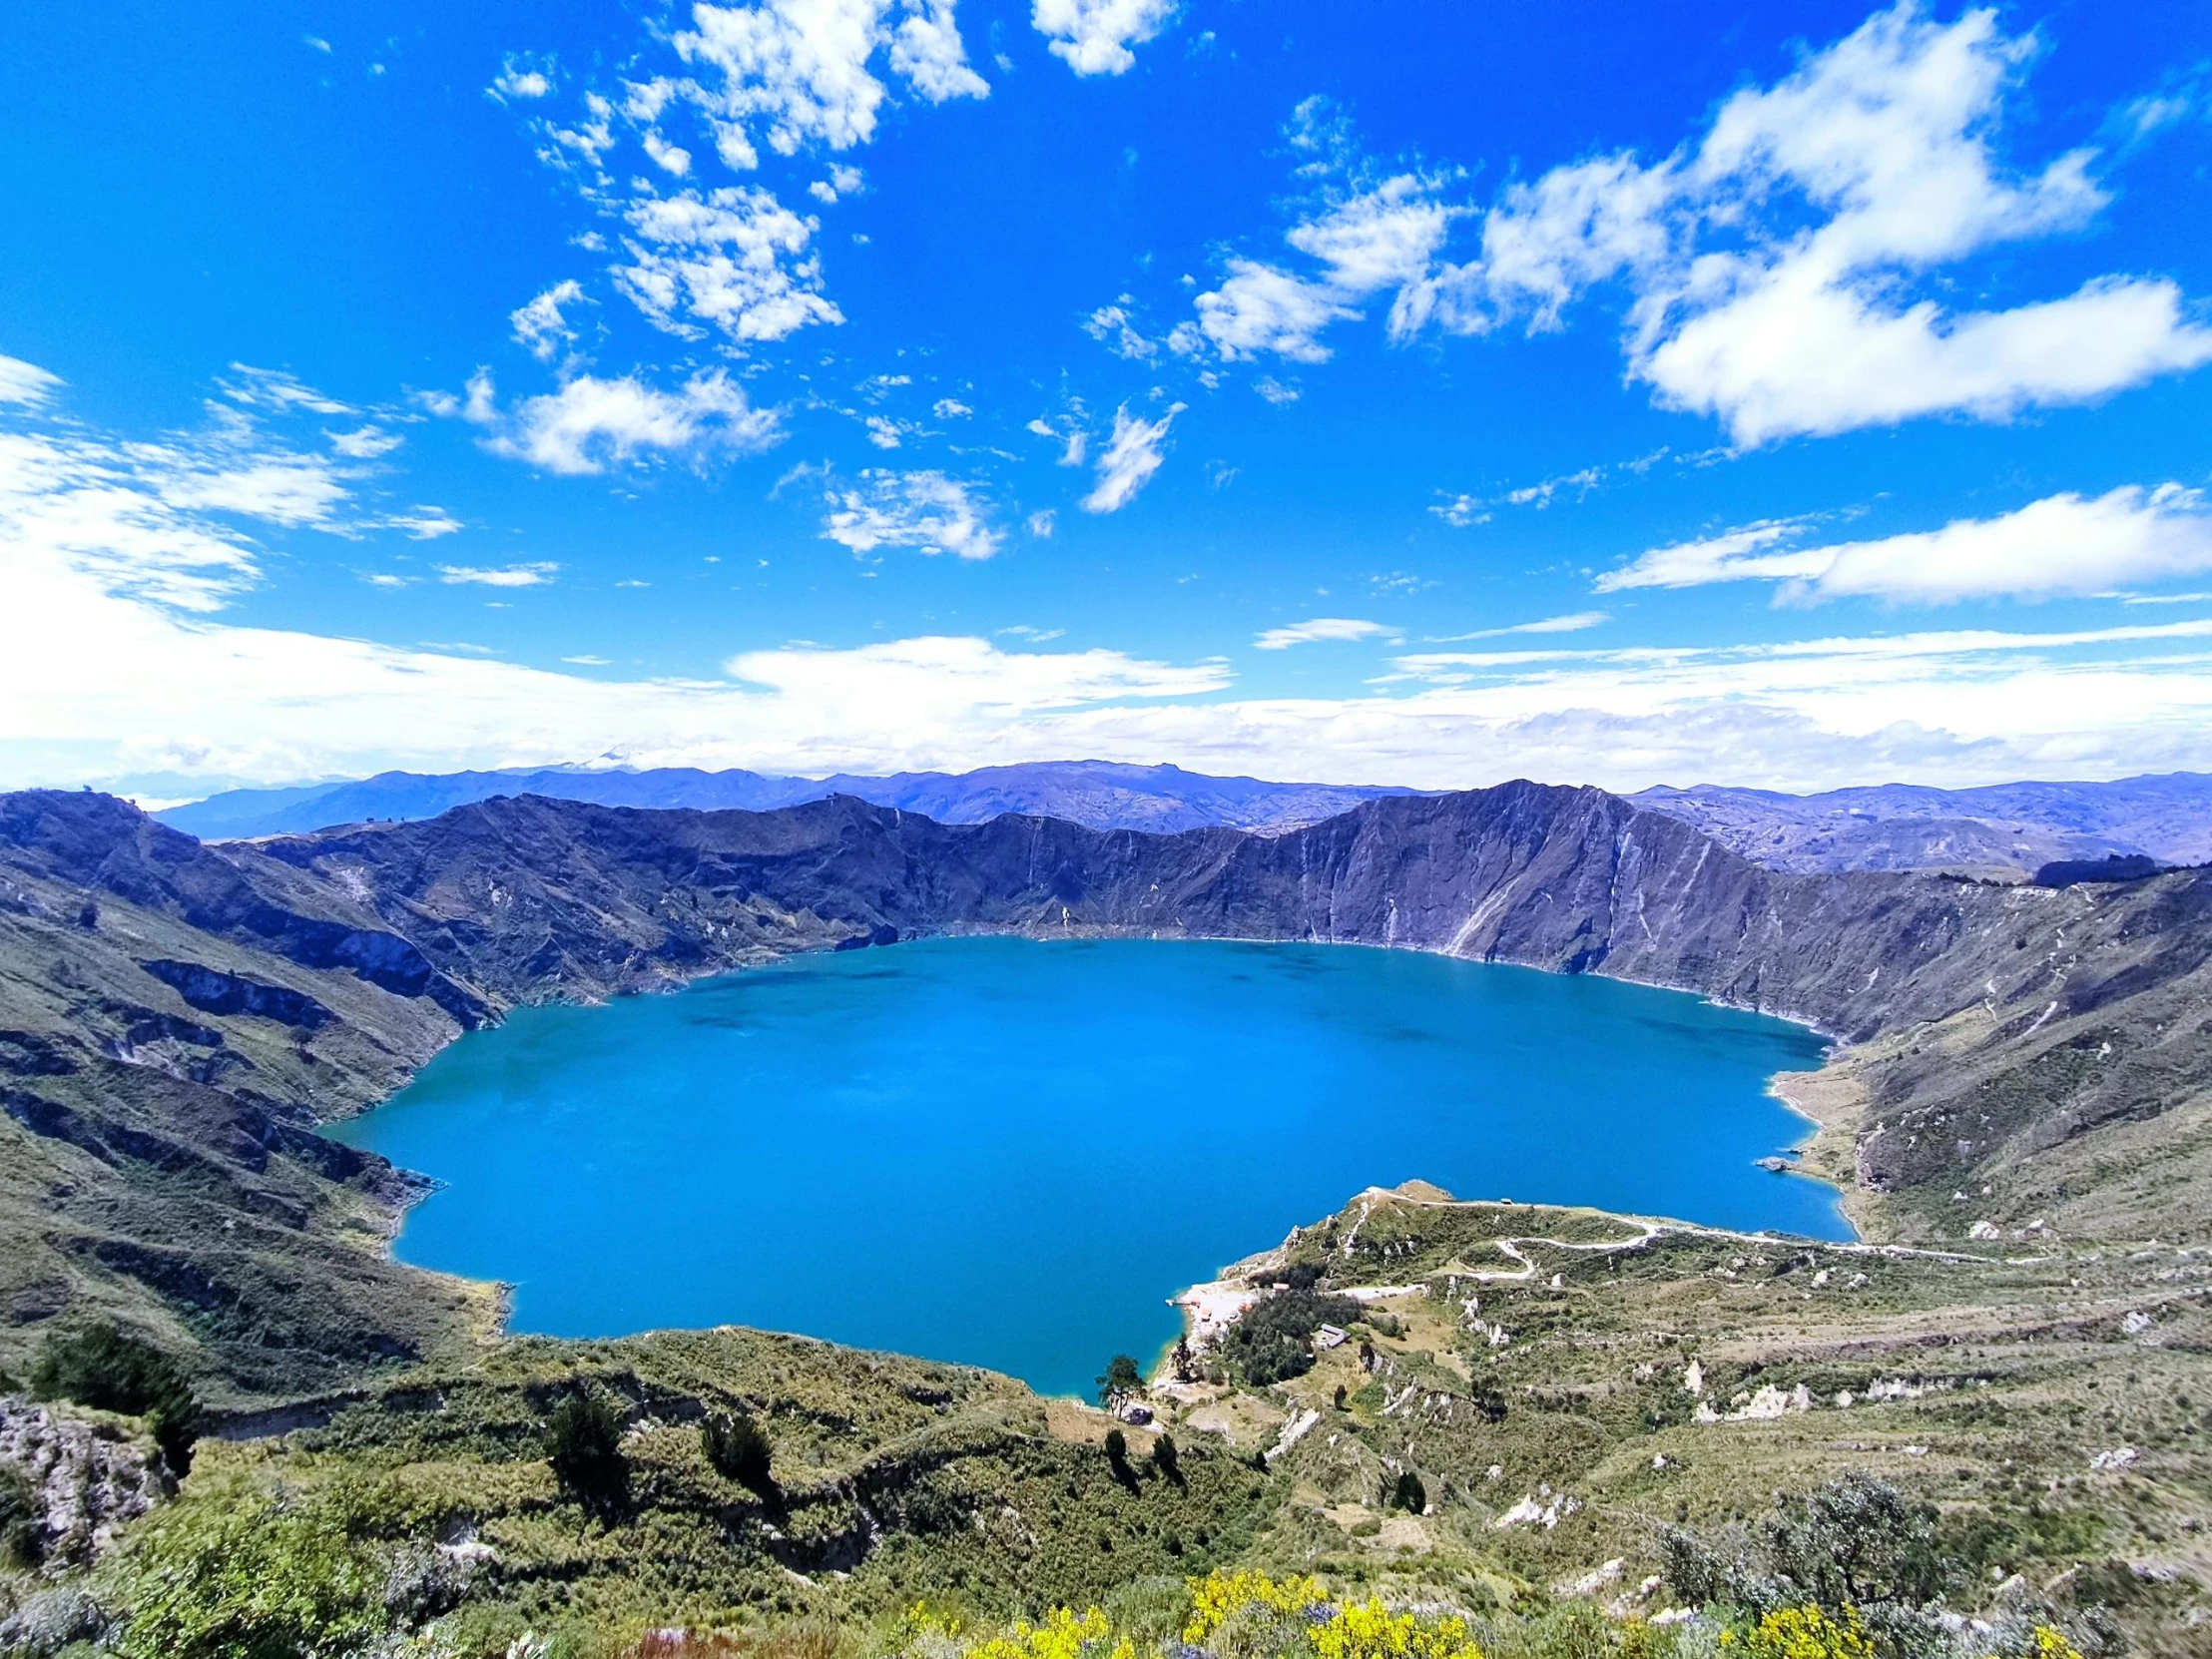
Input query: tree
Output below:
<box><xmin>702</xmin><ymin>1409</ymin><xmax>775</xmax><ymax>1494</ymax></box>
<box><xmin>1096</xmin><ymin>1354</ymin><xmax>1141</xmax><ymax>1404</ymax></box>
<box><xmin>1388</xmin><ymin>1470</ymin><xmax>1426</xmax><ymax>1513</ymax></box>
<box><xmin>30</xmin><ymin>1322</ymin><xmax>204</xmax><ymax>1474</ymax></box>
<box><xmin>546</xmin><ymin>1385</ymin><xmax>627</xmax><ymax>1510</ymax></box>
<box><xmin>1152</xmin><ymin>1432</ymin><xmax>1179</xmax><ymax>1479</ymax></box>
<box><xmin>1103</xmin><ymin>1427</ymin><xmax>1128</xmax><ymax>1467</ymax></box>
<box><xmin>1333</xmin><ymin>1384</ymin><xmax>1348</xmax><ymax>1410</ymax></box>
<box><xmin>1172</xmin><ymin>1338</ymin><xmax>1197</xmax><ymax>1382</ymax></box>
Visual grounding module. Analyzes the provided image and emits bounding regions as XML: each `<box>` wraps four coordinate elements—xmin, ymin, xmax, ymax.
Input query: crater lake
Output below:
<box><xmin>330</xmin><ymin>936</ymin><xmax>1841</xmax><ymax>1395</ymax></box>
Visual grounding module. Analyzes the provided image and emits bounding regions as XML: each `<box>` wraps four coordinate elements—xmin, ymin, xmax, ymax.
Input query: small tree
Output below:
<box><xmin>702</xmin><ymin>1409</ymin><xmax>775</xmax><ymax>1494</ymax></box>
<box><xmin>1388</xmin><ymin>1470</ymin><xmax>1426</xmax><ymax>1513</ymax></box>
<box><xmin>1172</xmin><ymin>1338</ymin><xmax>1197</xmax><ymax>1383</ymax></box>
<box><xmin>1103</xmin><ymin>1427</ymin><xmax>1128</xmax><ymax>1467</ymax></box>
<box><xmin>1333</xmin><ymin>1383</ymin><xmax>1348</xmax><ymax>1410</ymax></box>
<box><xmin>1096</xmin><ymin>1354</ymin><xmax>1141</xmax><ymax>1405</ymax></box>
<box><xmin>1152</xmin><ymin>1432</ymin><xmax>1179</xmax><ymax>1479</ymax></box>
<box><xmin>30</xmin><ymin>1322</ymin><xmax>204</xmax><ymax>1474</ymax></box>
<box><xmin>546</xmin><ymin>1385</ymin><xmax>627</xmax><ymax>1510</ymax></box>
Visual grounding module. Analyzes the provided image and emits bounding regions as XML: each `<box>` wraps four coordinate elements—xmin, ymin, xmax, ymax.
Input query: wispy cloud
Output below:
<box><xmin>1081</xmin><ymin>402</ymin><xmax>1182</xmax><ymax>513</ymax></box>
<box><xmin>1599</xmin><ymin>486</ymin><xmax>2212</xmax><ymax>603</ymax></box>
<box><xmin>437</xmin><ymin>563</ymin><xmax>559</xmax><ymax>588</ymax></box>
<box><xmin>1255</xmin><ymin>617</ymin><xmax>1398</xmax><ymax>650</ymax></box>
<box><xmin>1430</xmin><ymin>613</ymin><xmax>1608</xmax><ymax>642</ymax></box>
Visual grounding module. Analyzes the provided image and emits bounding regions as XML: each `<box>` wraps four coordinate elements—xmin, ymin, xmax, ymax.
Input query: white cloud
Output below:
<box><xmin>510</xmin><ymin>279</ymin><xmax>591</xmax><ymax>362</ymax></box>
<box><xmin>1031</xmin><ymin>0</ymin><xmax>1178</xmax><ymax>77</ymax></box>
<box><xmin>1080</xmin><ymin>402</ymin><xmax>1182</xmax><ymax>513</ymax></box>
<box><xmin>381</xmin><ymin>507</ymin><xmax>463</xmax><ymax>540</ymax></box>
<box><xmin>459</xmin><ymin>367</ymin><xmax>784</xmax><ymax>475</ymax></box>
<box><xmin>1420</xmin><ymin>3</ymin><xmax>2212</xmax><ymax>442</ymax></box>
<box><xmin>1026</xmin><ymin>509</ymin><xmax>1056</xmax><ymax>538</ymax></box>
<box><xmin>438</xmin><ymin>563</ymin><xmax>560</xmax><ymax>587</ymax></box>
<box><xmin>1600</xmin><ymin>484</ymin><xmax>2212</xmax><ymax>604</ymax></box>
<box><xmin>822</xmin><ymin>468</ymin><xmax>1002</xmax><ymax>558</ymax></box>
<box><xmin>327</xmin><ymin>425</ymin><xmax>403</xmax><ymax>459</ymax></box>
<box><xmin>0</xmin><ymin>355</ymin><xmax>61</xmax><ymax>406</ymax></box>
<box><xmin>1085</xmin><ymin>302</ymin><xmax>1158</xmax><ymax>358</ymax></box>
<box><xmin>564</xmin><ymin>654</ymin><xmax>612</xmax><ymax>665</ymax></box>
<box><xmin>1429</xmin><ymin>494</ymin><xmax>1489</xmax><ymax>529</ymax></box>
<box><xmin>615</xmin><ymin>186</ymin><xmax>844</xmax><ymax>343</ymax></box>
<box><xmin>643</xmin><ymin>130</ymin><xmax>694</xmax><ymax>176</ymax></box>
<box><xmin>1432</xmin><ymin>613</ymin><xmax>1609</xmax><ymax>642</ymax></box>
<box><xmin>490</xmin><ymin>56</ymin><xmax>553</xmax><ymax>101</ymax></box>
<box><xmin>864</xmin><ymin>414</ymin><xmax>906</xmax><ymax>448</ymax></box>
<box><xmin>932</xmin><ymin>397</ymin><xmax>972</xmax><ymax>418</ymax></box>
<box><xmin>7</xmin><ymin>380</ymin><xmax>2212</xmax><ymax>797</ymax></box>
<box><xmin>1255</xmin><ymin>617</ymin><xmax>1398</xmax><ymax>651</ymax></box>
<box><xmin>674</xmin><ymin>0</ymin><xmax>986</xmax><ymax>167</ymax></box>
<box><xmin>220</xmin><ymin>364</ymin><xmax>353</xmax><ymax>417</ymax></box>
<box><xmin>1193</xmin><ymin>260</ymin><xmax>1359</xmax><ymax>363</ymax></box>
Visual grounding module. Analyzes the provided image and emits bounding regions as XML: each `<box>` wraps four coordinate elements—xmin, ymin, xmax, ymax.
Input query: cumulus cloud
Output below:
<box><xmin>672</xmin><ymin>0</ymin><xmax>987</xmax><ymax>167</ymax></box>
<box><xmin>1081</xmin><ymin>402</ymin><xmax>1182</xmax><ymax>512</ymax></box>
<box><xmin>459</xmin><ymin>367</ymin><xmax>784</xmax><ymax>475</ymax></box>
<box><xmin>1032</xmin><ymin>0</ymin><xmax>1178</xmax><ymax>76</ymax></box>
<box><xmin>1414</xmin><ymin>3</ymin><xmax>2212</xmax><ymax>441</ymax></box>
<box><xmin>1254</xmin><ymin>617</ymin><xmax>1397</xmax><ymax>650</ymax></box>
<box><xmin>490</xmin><ymin>55</ymin><xmax>554</xmax><ymax>101</ymax></box>
<box><xmin>1600</xmin><ymin>485</ymin><xmax>2212</xmax><ymax>603</ymax></box>
<box><xmin>510</xmin><ymin>279</ymin><xmax>591</xmax><ymax>361</ymax></box>
<box><xmin>615</xmin><ymin>186</ymin><xmax>844</xmax><ymax>342</ymax></box>
<box><xmin>822</xmin><ymin>468</ymin><xmax>1002</xmax><ymax>558</ymax></box>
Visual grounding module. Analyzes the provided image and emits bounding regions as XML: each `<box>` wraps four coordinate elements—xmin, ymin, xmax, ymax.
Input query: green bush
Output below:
<box><xmin>1387</xmin><ymin>1470</ymin><xmax>1426</xmax><ymax>1513</ymax></box>
<box><xmin>113</xmin><ymin>1484</ymin><xmax>385</xmax><ymax>1659</ymax></box>
<box><xmin>0</xmin><ymin>1463</ymin><xmax>42</xmax><ymax>1567</ymax></box>
<box><xmin>545</xmin><ymin>1385</ymin><xmax>628</xmax><ymax>1510</ymax></box>
<box><xmin>703</xmin><ymin>1408</ymin><xmax>775</xmax><ymax>1493</ymax></box>
<box><xmin>29</xmin><ymin>1322</ymin><xmax>204</xmax><ymax>1474</ymax></box>
<box><xmin>1152</xmin><ymin>1432</ymin><xmax>1179</xmax><ymax>1479</ymax></box>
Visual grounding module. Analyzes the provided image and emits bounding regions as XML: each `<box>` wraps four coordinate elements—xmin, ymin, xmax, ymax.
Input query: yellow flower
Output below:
<box><xmin>1308</xmin><ymin>1598</ymin><xmax>1481</xmax><ymax>1659</ymax></box>
<box><xmin>1725</xmin><ymin>1606</ymin><xmax>1874</xmax><ymax>1659</ymax></box>
<box><xmin>1182</xmin><ymin>1571</ymin><xmax>1327</xmax><ymax>1643</ymax></box>
<box><xmin>969</xmin><ymin>1607</ymin><xmax>1113</xmax><ymax>1659</ymax></box>
<box><xmin>2026</xmin><ymin>1628</ymin><xmax>2084</xmax><ymax>1659</ymax></box>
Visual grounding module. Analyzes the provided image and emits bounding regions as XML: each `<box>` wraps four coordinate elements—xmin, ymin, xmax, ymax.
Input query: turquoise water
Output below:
<box><xmin>332</xmin><ymin>937</ymin><xmax>1840</xmax><ymax>1396</ymax></box>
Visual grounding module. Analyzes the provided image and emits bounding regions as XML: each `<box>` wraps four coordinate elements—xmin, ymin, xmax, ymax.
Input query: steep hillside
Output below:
<box><xmin>5</xmin><ymin>783</ymin><xmax>2210</xmax><ymax>1400</ymax></box>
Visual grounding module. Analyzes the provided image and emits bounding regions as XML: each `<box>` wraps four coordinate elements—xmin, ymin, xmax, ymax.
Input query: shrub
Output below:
<box><xmin>29</xmin><ymin>1322</ymin><xmax>204</xmax><ymax>1474</ymax></box>
<box><xmin>546</xmin><ymin>1385</ymin><xmax>628</xmax><ymax>1509</ymax></box>
<box><xmin>0</xmin><ymin>1464</ymin><xmax>42</xmax><ymax>1567</ymax></box>
<box><xmin>702</xmin><ymin>1409</ymin><xmax>775</xmax><ymax>1493</ymax></box>
<box><xmin>112</xmin><ymin>1484</ymin><xmax>385</xmax><ymax>1659</ymax></box>
<box><xmin>1103</xmin><ymin>1428</ymin><xmax>1127</xmax><ymax>1466</ymax></box>
<box><xmin>1152</xmin><ymin>1432</ymin><xmax>1179</xmax><ymax>1479</ymax></box>
<box><xmin>1387</xmin><ymin>1470</ymin><xmax>1426</xmax><ymax>1514</ymax></box>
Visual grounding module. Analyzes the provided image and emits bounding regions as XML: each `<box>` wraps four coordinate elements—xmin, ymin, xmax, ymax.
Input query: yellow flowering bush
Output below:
<box><xmin>2025</xmin><ymin>1628</ymin><xmax>2084</xmax><ymax>1659</ymax></box>
<box><xmin>1182</xmin><ymin>1571</ymin><xmax>1327</xmax><ymax>1644</ymax></box>
<box><xmin>1308</xmin><ymin>1598</ymin><xmax>1482</xmax><ymax>1659</ymax></box>
<box><xmin>967</xmin><ymin>1606</ymin><xmax>1132</xmax><ymax>1659</ymax></box>
<box><xmin>1722</xmin><ymin>1606</ymin><xmax>1874</xmax><ymax>1659</ymax></box>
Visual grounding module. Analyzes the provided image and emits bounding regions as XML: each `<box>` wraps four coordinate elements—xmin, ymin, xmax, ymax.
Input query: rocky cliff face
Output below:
<box><xmin>3</xmin><ymin>782</ymin><xmax>2207</xmax><ymax>1395</ymax></box>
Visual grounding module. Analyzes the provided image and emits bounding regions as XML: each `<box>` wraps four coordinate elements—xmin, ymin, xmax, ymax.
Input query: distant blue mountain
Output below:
<box><xmin>156</xmin><ymin>762</ymin><xmax>1420</xmax><ymax>841</ymax></box>
<box><xmin>1629</xmin><ymin>773</ymin><xmax>2212</xmax><ymax>873</ymax></box>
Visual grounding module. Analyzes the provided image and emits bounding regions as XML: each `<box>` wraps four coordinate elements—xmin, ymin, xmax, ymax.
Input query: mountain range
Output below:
<box><xmin>156</xmin><ymin>761</ymin><xmax>2212</xmax><ymax>878</ymax></box>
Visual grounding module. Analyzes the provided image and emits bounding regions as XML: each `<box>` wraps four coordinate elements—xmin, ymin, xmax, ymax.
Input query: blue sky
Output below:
<box><xmin>4</xmin><ymin>0</ymin><xmax>2212</xmax><ymax>798</ymax></box>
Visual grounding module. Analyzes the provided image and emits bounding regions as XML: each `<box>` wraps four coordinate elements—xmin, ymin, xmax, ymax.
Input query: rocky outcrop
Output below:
<box><xmin>0</xmin><ymin>1396</ymin><xmax>165</xmax><ymax>1564</ymax></box>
